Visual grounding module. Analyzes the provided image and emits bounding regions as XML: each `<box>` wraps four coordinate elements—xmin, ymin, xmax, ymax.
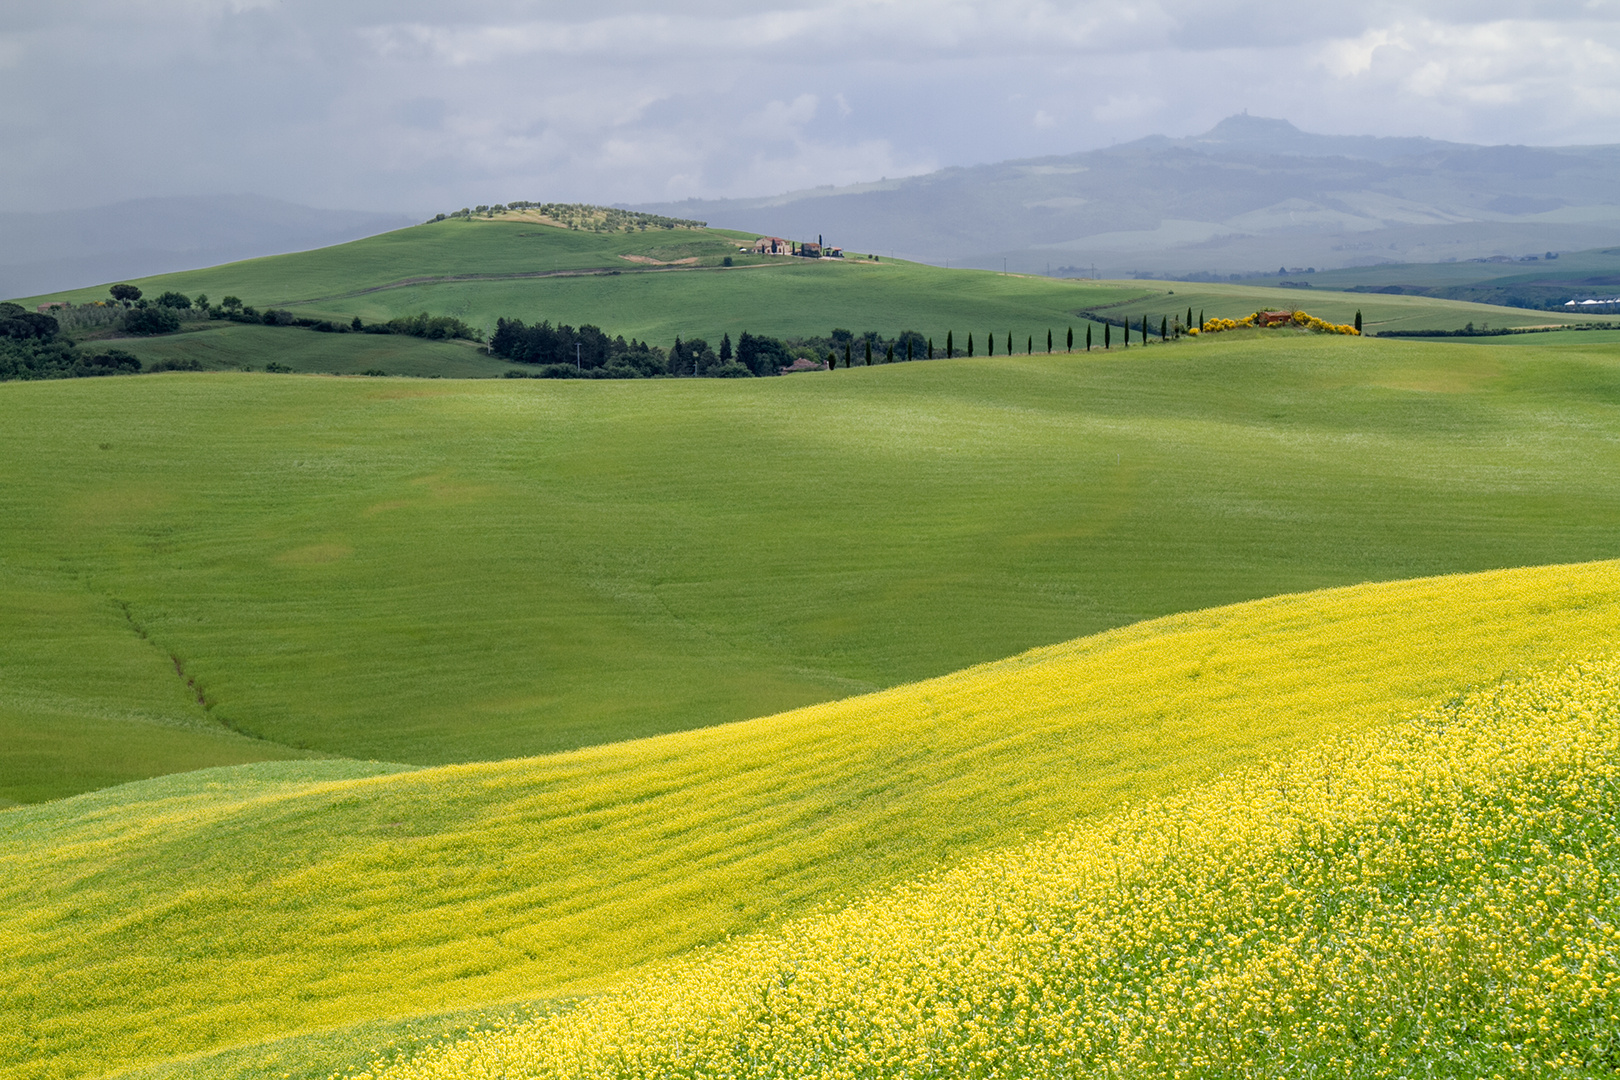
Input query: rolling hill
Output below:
<box><xmin>13</xmin><ymin>209</ymin><xmax>1606</xmax><ymax>371</ymax></box>
<box><xmin>5</xmin><ymin>561</ymin><xmax>1619</xmax><ymax>1080</ymax></box>
<box><xmin>10</xmin><ymin>332</ymin><xmax>1620</xmax><ymax>805</ymax></box>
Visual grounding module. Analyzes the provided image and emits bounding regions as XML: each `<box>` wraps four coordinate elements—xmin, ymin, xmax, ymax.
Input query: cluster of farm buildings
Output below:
<box><xmin>747</xmin><ymin>236</ymin><xmax>844</xmax><ymax>258</ymax></box>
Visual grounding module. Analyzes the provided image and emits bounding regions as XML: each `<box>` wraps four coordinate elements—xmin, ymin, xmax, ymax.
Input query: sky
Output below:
<box><xmin>5</xmin><ymin>0</ymin><xmax>1620</xmax><ymax>215</ymax></box>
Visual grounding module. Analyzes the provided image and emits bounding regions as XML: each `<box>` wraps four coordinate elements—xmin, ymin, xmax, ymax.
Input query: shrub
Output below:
<box><xmin>122</xmin><ymin>306</ymin><xmax>182</xmax><ymax>335</ymax></box>
<box><xmin>154</xmin><ymin>292</ymin><xmax>193</xmax><ymax>310</ymax></box>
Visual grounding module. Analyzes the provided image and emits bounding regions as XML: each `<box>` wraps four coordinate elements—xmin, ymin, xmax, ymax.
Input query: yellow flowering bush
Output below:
<box><xmin>1201</xmin><ymin>310</ymin><xmax>1360</xmax><ymax>335</ymax></box>
<box><xmin>366</xmin><ymin>657</ymin><xmax>1620</xmax><ymax>1080</ymax></box>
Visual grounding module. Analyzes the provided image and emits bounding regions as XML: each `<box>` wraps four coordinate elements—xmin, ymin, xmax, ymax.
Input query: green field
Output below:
<box><xmin>101</xmin><ymin>323</ymin><xmax>513</xmax><ymax>377</ymax></box>
<box><xmin>8</xmin><ymin>216</ymin><xmax>1620</xmax><ymax>1080</ymax></box>
<box><xmin>5</xmin><ymin>561</ymin><xmax>1618</xmax><ymax>1080</ymax></box>
<box><xmin>9</xmin><ymin>334</ymin><xmax>1620</xmax><ymax>805</ymax></box>
<box><xmin>17</xmin><ymin>217</ymin><xmax>1610</xmax><ymax>364</ymax></box>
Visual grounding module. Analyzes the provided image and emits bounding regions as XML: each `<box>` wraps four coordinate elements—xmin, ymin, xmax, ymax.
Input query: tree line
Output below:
<box><xmin>0</xmin><ymin>302</ymin><xmax>141</xmax><ymax>381</ymax></box>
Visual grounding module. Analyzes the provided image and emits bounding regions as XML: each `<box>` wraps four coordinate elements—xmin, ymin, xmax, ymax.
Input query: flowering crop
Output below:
<box><xmin>1199</xmin><ymin>310</ymin><xmax>1360</xmax><ymax>335</ymax></box>
<box><xmin>367</xmin><ymin>656</ymin><xmax>1620</xmax><ymax>1080</ymax></box>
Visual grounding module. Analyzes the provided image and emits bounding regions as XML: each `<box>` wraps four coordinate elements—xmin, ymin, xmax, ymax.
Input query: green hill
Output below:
<box><xmin>9</xmin><ymin>334</ymin><xmax>1620</xmax><ymax>803</ymax></box>
<box><xmin>5</xmin><ymin>561</ymin><xmax>1618</xmax><ymax>1080</ymax></box>
<box><xmin>15</xmin><ymin>214</ymin><xmax>1607</xmax><ymax>368</ymax></box>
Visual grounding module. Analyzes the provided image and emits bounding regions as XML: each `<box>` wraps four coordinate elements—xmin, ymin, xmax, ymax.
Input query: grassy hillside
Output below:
<box><xmin>6</xmin><ymin>561</ymin><xmax>1620</xmax><ymax>1080</ymax></box>
<box><xmin>374</xmin><ymin>653</ymin><xmax>1620</xmax><ymax>1080</ymax></box>
<box><xmin>102</xmin><ymin>324</ymin><xmax>513</xmax><ymax>377</ymax></box>
<box><xmin>10</xmin><ymin>336</ymin><xmax>1620</xmax><ymax>801</ymax></box>
<box><xmin>16</xmin><ymin>216</ymin><xmax>1606</xmax><ymax>358</ymax></box>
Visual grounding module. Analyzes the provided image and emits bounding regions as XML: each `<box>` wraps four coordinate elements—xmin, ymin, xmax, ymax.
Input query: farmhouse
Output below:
<box><xmin>751</xmin><ymin>236</ymin><xmax>792</xmax><ymax>255</ymax></box>
<box><xmin>1256</xmin><ymin>310</ymin><xmax>1295</xmax><ymax>327</ymax></box>
<box><xmin>796</xmin><ymin>241</ymin><xmax>822</xmax><ymax>258</ymax></box>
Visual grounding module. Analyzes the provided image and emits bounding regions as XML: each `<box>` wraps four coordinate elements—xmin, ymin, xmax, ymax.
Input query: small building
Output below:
<box><xmin>1256</xmin><ymin>310</ymin><xmax>1295</xmax><ymax>327</ymax></box>
<box><xmin>779</xmin><ymin>357</ymin><xmax>827</xmax><ymax>374</ymax></box>
<box><xmin>824</xmin><ymin>247</ymin><xmax>844</xmax><ymax>258</ymax></box>
<box><xmin>795</xmin><ymin>241</ymin><xmax>822</xmax><ymax>258</ymax></box>
<box><xmin>752</xmin><ymin>236</ymin><xmax>792</xmax><ymax>255</ymax></box>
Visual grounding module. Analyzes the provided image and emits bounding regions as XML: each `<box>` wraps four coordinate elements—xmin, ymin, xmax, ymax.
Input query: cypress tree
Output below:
<box><xmin>845</xmin><ymin>342</ymin><xmax>852</xmax><ymax>367</ymax></box>
<box><xmin>865</xmin><ymin>340</ymin><xmax>872</xmax><ymax>365</ymax></box>
<box><xmin>828</xmin><ymin>350</ymin><xmax>837</xmax><ymax>369</ymax></box>
<box><xmin>1199</xmin><ymin>309</ymin><xmax>1204</xmax><ymax>331</ymax></box>
<box><xmin>1161</xmin><ymin>316</ymin><xmax>1167</xmax><ymax>341</ymax></box>
<box><xmin>1104</xmin><ymin>323</ymin><xmax>1110</xmax><ymax>349</ymax></box>
<box><xmin>968</xmin><ymin>333</ymin><xmax>974</xmax><ymax>357</ymax></box>
<box><xmin>1006</xmin><ymin>331</ymin><xmax>1013</xmax><ymax>355</ymax></box>
<box><xmin>1086</xmin><ymin>325</ymin><xmax>1092</xmax><ymax>351</ymax></box>
<box><xmin>928</xmin><ymin>338</ymin><xmax>934</xmax><ymax>359</ymax></box>
<box><xmin>1355</xmin><ymin>309</ymin><xmax>1363</xmax><ymax>333</ymax></box>
<box><xmin>988</xmin><ymin>333</ymin><xmax>994</xmax><ymax>357</ymax></box>
<box><xmin>719</xmin><ymin>332</ymin><xmax>733</xmax><ymax>363</ymax></box>
<box><xmin>1067</xmin><ymin>327</ymin><xmax>1073</xmax><ymax>352</ymax></box>
<box><xmin>1027</xmin><ymin>335</ymin><xmax>1032</xmax><ymax>355</ymax></box>
<box><xmin>1187</xmin><ymin>306</ymin><xmax>1193</xmax><ymax>328</ymax></box>
<box><xmin>1047</xmin><ymin>329</ymin><xmax>1053</xmax><ymax>354</ymax></box>
<box><xmin>947</xmin><ymin>331</ymin><xmax>954</xmax><ymax>358</ymax></box>
<box><xmin>886</xmin><ymin>343</ymin><xmax>894</xmax><ymax>363</ymax></box>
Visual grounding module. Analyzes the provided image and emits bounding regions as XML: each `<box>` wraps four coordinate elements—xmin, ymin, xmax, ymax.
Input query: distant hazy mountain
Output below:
<box><xmin>635</xmin><ymin>115</ymin><xmax>1620</xmax><ymax>277</ymax></box>
<box><xmin>0</xmin><ymin>195</ymin><xmax>416</xmax><ymax>300</ymax></box>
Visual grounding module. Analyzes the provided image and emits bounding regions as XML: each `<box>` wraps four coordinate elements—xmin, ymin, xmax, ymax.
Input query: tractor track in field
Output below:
<box><xmin>280</xmin><ymin>260</ymin><xmax>794</xmax><ymax>307</ymax></box>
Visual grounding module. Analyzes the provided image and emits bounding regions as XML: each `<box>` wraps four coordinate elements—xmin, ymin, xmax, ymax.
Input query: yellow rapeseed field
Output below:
<box><xmin>6</xmin><ymin>562</ymin><xmax>1620</xmax><ymax>1078</ymax></box>
<box><xmin>366</xmin><ymin>655</ymin><xmax>1620</xmax><ymax>1080</ymax></box>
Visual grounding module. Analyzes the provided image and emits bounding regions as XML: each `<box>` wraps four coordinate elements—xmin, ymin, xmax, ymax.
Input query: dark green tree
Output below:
<box><xmin>222</xmin><ymin>296</ymin><xmax>243</xmax><ymax>312</ymax></box>
<box><xmin>1199</xmin><ymin>309</ymin><xmax>1204</xmax><ymax>330</ymax></box>
<box><xmin>928</xmin><ymin>338</ymin><xmax>934</xmax><ymax>359</ymax></box>
<box><xmin>1085</xmin><ymin>325</ymin><xmax>1091</xmax><ymax>351</ymax></box>
<box><xmin>864</xmin><ymin>339</ymin><xmax>872</xmax><ymax>365</ymax></box>
<box><xmin>946</xmin><ymin>331</ymin><xmax>954</xmax><ymax>358</ymax></box>
<box><xmin>1161</xmin><ymin>316</ymin><xmax>1168</xmax><ymax>341</ymax></box>
<box><xmin>1104</xmin><ymin>323</ymin><xmax>1110</xmax><ymax>349</ymax></box>
<box><xmin>1187</xmin><ymin>306</ymin><xmax>1193</xmax><ymax>328</ymax></box>
<box><xmin>1026</xmin><ymin>335</ymin><xmax>1032</xmax><ymax>354</ymax></box>
<box><xmin>828</xmin><ymin>350</ymin><xmax>837</xmax><ymax>369</ymax></box>
<box><xmin>1354</xmin><ymin>310</ymin><xmax>1363</xmax><ymax>333</ymax></box>
<box><xmin>155</xmin><ymin>291</ymin><xmax>192</xmax><ymax>309</ymax></box>
<box><xmin>1006</xmin><ymin>331</ymin><xmax>1012</xmax><ymax>354</ymax></box>
<box><xmin>719</xmin><ymin>333</ymin><xmax>733</xmax><ymax>363</ymax></box>
<box><xmin>1047</xmin><ymin>329</ymin><xmax>1053</xmax><ymax>353</ymax></box>
<box><xmin>885</xmin><ymin>343</ymin><xmax>894</xmax><ymax>363</ymax></box>
<box><xmin>195</xmin><ymin>294</ymin><xmax>209</xmax><ymax>310</ymax></box>
<box><xmin>988</xmin><ymin>334</ymin><xmax>994</xmax><ymax>357</ymax></box>
<box><xmin>109</xmin><ymin>283</ymin><xmax>141</xmax><ymax>304</ymax></box>
<box><xmin>967</xmin><ymin>333</ymin><xmax>974</xmax><ymax>357</ymax></box>
<box><xmin>1066</xmin><ymin>327</ymin><xmax>1073</xmax><ymax>352</ymax></box>
<box><xmin>845</xmin><ymin>342</ymin><xmax>853</xmax><ymax>367</ymax></box>
<box><xmin>351</xmin><ymin>316</ymin><xmax>363</xmax><ymax>331</ymax></box>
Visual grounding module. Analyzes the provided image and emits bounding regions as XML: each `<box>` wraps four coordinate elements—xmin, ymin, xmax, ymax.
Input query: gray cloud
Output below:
<box><xmin>4</xmin><ymin>1</ymin><xmax>1620</xmax><ymax>213</ymax></box>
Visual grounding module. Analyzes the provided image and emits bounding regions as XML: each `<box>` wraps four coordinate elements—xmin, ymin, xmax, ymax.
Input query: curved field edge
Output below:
<box><xmin>373</xmin><ymin>653</ymin><xmax>1620</xmax><ymax>1080</ymax></box>
<box><xmin>6</xmin><ymin>559</ymin><xmax>1620</xmax><ymax>1079</ymax></box>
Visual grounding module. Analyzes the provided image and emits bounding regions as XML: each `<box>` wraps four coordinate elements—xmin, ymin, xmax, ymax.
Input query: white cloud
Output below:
<box><xmin>7</xmin><ymin>2</ymin><xmax>1620</xmax><ymax>211</ymax></box>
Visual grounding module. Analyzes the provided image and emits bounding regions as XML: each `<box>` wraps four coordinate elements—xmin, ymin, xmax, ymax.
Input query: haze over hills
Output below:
<box><xmin>0</xmin><ymin>194</ymin><xmax>415</xmax><ymax>299</ymax></box>
<box><xmin>636</xmin><ymin>114</ymin><xmax>1620</xmax><ymax>278</ymax></box>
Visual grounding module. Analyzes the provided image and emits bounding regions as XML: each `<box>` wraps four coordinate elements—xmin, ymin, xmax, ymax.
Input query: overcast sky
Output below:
<box><xmin>5</xmin><ymin>1</ymin><xmax>1620</xmax><ymax>215</ymax></box>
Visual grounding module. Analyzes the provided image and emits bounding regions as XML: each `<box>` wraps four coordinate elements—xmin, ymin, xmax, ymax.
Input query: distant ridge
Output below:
<box><xmin>635</xmin><ymin>116</ymin><xmax>1620</xmax><ymax>277</ymax></box>
<box><xmin>0</xmin><ymin>194</ymin><xmax>415</xmax><ymax>300</ymax></box>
